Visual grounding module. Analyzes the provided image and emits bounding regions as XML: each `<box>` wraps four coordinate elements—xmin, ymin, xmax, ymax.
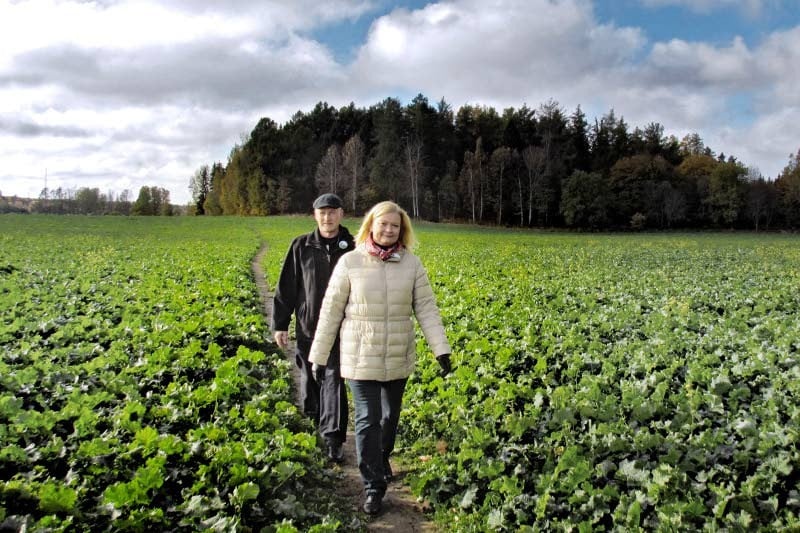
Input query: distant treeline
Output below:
<box><xmin>190</xmin><ymin>94</ymin><xmax>800</xmax><ymax>230</ymax></box>
<box><xmin>1</xmin><ymin>186</ymin><xmax>176</xmax><ymax>216</ymax></box>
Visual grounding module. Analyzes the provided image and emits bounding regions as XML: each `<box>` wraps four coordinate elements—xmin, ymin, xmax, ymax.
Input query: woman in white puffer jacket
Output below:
<box><xmin>308</xmin><ymin>200</ymin><xmax>452</xmax><ymax>515</ymax></box>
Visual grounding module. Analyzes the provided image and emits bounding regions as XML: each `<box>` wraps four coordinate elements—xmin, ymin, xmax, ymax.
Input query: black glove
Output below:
<box><xmin>311</xmin><ymin>363</ymin><xmax>326</xmax><ymax>383</ymax></box>
<box><xmin>436</xmin><ymin>354</ymin><xmax>452</xmax><ymax>376</ymax></box>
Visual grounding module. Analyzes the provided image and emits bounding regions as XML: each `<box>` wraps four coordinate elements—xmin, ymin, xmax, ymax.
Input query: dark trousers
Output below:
<box><xmin>317</xmin><ymin>347</ymin><xmax>348</xmax><ymax>445</ymax></box>
<box><xmin>296</xmin><ymin>347</ymin><xmax>348</xmax><ymax>444</ymax></box>
<box><xmin>296</xmin><ymin>351</ymin><xmax>319</xmax><ymax>420</ymax></box>
<box><xmin>348</xmin><ymin>378</ymin><xmax>408</xmax><ymax>497</ymax></box>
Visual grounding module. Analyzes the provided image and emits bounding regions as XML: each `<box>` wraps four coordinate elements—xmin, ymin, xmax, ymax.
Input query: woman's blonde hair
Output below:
<box><xmin>356</xmin><ymin>201</ymin><xmax>416</xmax><ymax>250</ymax></box>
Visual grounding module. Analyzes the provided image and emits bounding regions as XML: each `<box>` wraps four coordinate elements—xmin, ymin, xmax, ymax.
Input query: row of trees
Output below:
<box><xmin>189</xmin><ymin>95</ymin><xmax>800</xmax><ymax>230</ymax></box>
<box><xmin>0</xmin><ymin>192</ymin><xmax>30</xmax><ymax>214</ymax></box>
<box><xmin>27</xmin><ymin>186</ymin><xmax>174</xmax><ymax>216</ymax></box>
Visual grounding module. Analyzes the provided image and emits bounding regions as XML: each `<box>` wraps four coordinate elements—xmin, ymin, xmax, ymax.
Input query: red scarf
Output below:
<box><xmin>366</xmin><ymin>234</ymin><xmax>403</xmax><ymax>261</ymax></box>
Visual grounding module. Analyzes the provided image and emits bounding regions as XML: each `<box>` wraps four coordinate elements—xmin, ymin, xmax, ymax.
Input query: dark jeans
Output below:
<box><xmin>348</xmin><ymin>378</ymin><xmax>408</xmax><ymax>497</ymax></box>
<box><xmin>296</xmin><ymin>347</ymin><xmax>348</xmax><ymax>444</ymax></box>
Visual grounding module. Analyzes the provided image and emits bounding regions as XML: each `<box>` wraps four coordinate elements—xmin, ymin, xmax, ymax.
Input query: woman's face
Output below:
<box><xmin>371</xmin><ymin>212</ymin><xmax>402</xmax><ymax>246</ymax></box>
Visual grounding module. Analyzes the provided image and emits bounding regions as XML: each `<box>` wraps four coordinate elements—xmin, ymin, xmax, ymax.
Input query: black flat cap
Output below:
<box><xmin>313</xmin><ymin>193</ymin><xmax>343</xmax><ymax>209</ymax></box>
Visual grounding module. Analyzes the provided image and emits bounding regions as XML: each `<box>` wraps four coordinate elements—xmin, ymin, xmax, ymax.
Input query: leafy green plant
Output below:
<box><xmin>401</xmin><ymin>229</ymin><xmax>800</xmax><ymax>531</ymax></box>
<box><xmin>0</xmin><ymin>215</ymin><xmax>354</xmax><ymax>531</ymax></box>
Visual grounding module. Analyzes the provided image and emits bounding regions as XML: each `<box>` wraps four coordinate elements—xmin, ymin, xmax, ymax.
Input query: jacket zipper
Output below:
<box><xmin>382</xmin><ymin>260</ymin><xmax>389</xmax><ymax>380</ymax></box>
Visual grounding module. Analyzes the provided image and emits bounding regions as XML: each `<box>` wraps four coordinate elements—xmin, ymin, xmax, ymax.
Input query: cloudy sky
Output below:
<box><xmin>1</xmin><ymin>0</ymin><xmax>798</xmax><ymax>205</ymax></box>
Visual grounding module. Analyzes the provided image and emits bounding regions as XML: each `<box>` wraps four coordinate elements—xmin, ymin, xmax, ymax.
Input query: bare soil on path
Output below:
<box><xmin>251</xmin><ymin>244</ymin><xmax>437</xmax><ymax>532</ymax></box>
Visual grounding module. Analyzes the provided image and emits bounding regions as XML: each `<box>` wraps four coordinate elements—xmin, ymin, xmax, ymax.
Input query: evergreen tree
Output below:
<box><xmin>568</xmin><ymin>105</ymin><xmax>591</xmax><ymax>173</ymax></box>
<box><xmin>368</xmin><ymin>98</ymin><xmax>405</xmax><ymax>203</ymax></box>
<box><xmin>203</xmin><ymin>163</ymin><xmax>224</xmax><ymax>215</ymax></box>
<box><xmin>535</xmin><ymin>99</ymin><xmax>569</xmax><ymax>225</ymax></box>
<box><xmin>776</xmin><ymin>149</ymin><xmax>800</xmax><ymax>227</ymax></box>
<box><xmin>190</xmin><ymin>165</ymin><xmax>210</xmax><ymax>215</ymax></box>
<box><xmin>132</xmin><ymin>186</ymin><xmax>154</xmax><ymax>215</ymax></box>
<box><xmin>746</xmin><ymin>171</ymin><xmax>778</xmax><ymax>231</ymax></box>
<box><xmin>560</xmin><ymin>170</ymin><xmax>610</xmax><ymax>228</ymax></box>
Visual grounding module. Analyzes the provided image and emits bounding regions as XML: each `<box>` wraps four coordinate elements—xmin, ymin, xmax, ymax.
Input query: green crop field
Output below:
<box><xmin>2</xmin><ymin>214</ymin><xmax>799</xmax><ymax>532</ymax></box>
<box><xmin>0</xmin><ymin>215</ymin><xmax>344</xmax><ymax>532</ymax></box>
<box><xmin>400</xmin><ymin>227</ymin><xmax>800</xmax><ymax>531</ymax></box>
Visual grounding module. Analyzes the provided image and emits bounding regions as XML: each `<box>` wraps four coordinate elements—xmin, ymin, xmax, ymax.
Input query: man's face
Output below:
<box><xmin>314</xmin><ymin>207</ymin><xmax>344</xmax><ymax>237</ymax></box>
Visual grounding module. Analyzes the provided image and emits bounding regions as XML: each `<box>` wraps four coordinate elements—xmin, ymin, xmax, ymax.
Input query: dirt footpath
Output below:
<box><xmin>251</xmin><ymin>245</ymin><xmax>437</xmax><ymax>532</ymax></box>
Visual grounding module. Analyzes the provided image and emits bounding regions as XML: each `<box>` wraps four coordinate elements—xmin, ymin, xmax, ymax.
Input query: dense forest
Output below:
<box><xmin>189</xmin><ymin>94</ymin><xmax>800</xmax><ymax>230</ymax></box>
<box><xmin>6</xmin><ymin>94</ymin><xmax>798</xmax><ymax>228</ymax></box>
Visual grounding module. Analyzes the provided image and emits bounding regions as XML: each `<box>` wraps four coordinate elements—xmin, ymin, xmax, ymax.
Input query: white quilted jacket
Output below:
<box><xmin>308</xmin><ymin>244</ymin><xmax>450</xmax><ymax>381</ymax></box>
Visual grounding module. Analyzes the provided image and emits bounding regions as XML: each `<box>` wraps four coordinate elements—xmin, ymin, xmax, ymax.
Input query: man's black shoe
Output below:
<box><xmin>363</xmin><ymin>493</ymin><xmax>382</xmax><ymax>515</ymax></box>
<box><xmin>326</xmin><ymin>441</ymin><xmax>344</xmax><ymax>463</ymax></box>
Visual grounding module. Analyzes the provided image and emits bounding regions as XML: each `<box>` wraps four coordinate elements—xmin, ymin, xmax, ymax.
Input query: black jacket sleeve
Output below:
<box><xmin>271</xmin><ymin>240</ymin><xmax>299</xmax><ymax>331</ymax></box>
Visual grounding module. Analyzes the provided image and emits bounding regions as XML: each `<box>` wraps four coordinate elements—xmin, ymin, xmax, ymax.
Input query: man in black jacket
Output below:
<box><xmin>272</xmin><ymin>193</ymin><xmax>355</xmax><ymax>462</ymax></box>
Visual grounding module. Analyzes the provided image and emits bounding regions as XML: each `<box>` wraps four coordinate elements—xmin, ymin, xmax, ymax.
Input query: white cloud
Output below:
<box><xmin>646</xmin><ymin>36</ymin><xmax>757</xmax><ymax>88</ymax></box>
<box><xmin>345</xmin><ymin>0</ymin><xmax>798</xmax><ymax>180</ymax></box>
<box><xmin>0</xmin><ymin>0</ymin><xmax>370</xmax><ymax>202</ymax></box>
<box><xmin>712</xmin><ymin>105</ymin><xmax>799</xmax><ymax>176</ymax></box>
<box><xmin>0</xmin><ymin>1</ymin><xmax>255</xmax><ymax>62</ymax></box>
<box><xmin>628</xmin><ymin>24</ymin><xmax>800</xmax><ymax>178</ymax></box>
<box><xmin>755</xmin><ymin>26</ymin><xmax>800</xmax><ymax>107</ymax></box>
<box><xmin>639</xmin><ymin>0</ymin><xmax>777</xmax><ymax>17</ymax></box>
<box><xmin>1</xmin><ymin>0</ymin><xmax>798</xmax><ymax>203</ymax></box>
<box><xmin>0</xmin><ymin>103</ymin><xmax>251</xmax><ymax>200</ymax></box>
<box><xmin>351</xmin><ymin>0</ymin><xmax>645</xmax><ymax>107</ymax></box>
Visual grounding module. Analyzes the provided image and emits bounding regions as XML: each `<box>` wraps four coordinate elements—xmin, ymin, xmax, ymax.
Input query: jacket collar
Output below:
<box><xmin>306</xmin><ymin>225</ymin><xmax>353</xmax><ymax>249</ymax></box>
